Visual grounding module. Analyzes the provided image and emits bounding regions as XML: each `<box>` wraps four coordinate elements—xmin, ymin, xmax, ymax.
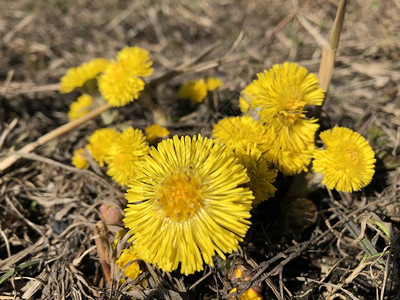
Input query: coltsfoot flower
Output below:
<box><xmin>60</xmin><ymin>58</ymin><xmax>109</xmax><ymax>93</ymax></box>
<box><xmin>68</xmin><ymin>94</ymin><xmax>93</xmax><ymax>121</ymax></box>
<box><xmin>124</xmin><ymin>135</ymin><xmax>254</xmax><ymax>275</ymax></box>
<box><xmin>106</xmin><ymin>127</ymin><xmax>149</xmax><ymax>186</ymax></box>
<box><xmin>145</xmin><ymin>124</ymin><xmax>170</xmax><ymax>144</ymax></box>
<box><xmin>178</xmin><ymin>79</ymin><xmax>208</xmax><ymax>103</ymax></box>
<box><xmin>235</xmin><ymin>146</ymin><xmax>277</xmax><ymax>205</ymax></box>
<box><xmin>313</xmin><ymin>127</ymin><xmax>376</xmax><ymax>192</ymax></box>
<box><xmin>206</xmin><ymin>77</ymin><xmax>223</xmax><ymax>92</ymax></box>
<box><xmin>240</xmin><ymin>63</ymin><xmax>324</xmax><ymax>174</ymax></box>
<box><xmin>86</xmin><ymin>128</ymin><xmax>120</xmax><ymax>167</ymax></box>
<box><xmin>212</xmin><ymin>116</ymin><xmax>269</xmax><ymax>154</ymax></box>
<box><xmin>116</xmin><ymin>245</ymin><xmax>142</xmax><ymax>280</ymax></box>
<box><xmin>72</xmin><ymin>148</ymin><xmax>89</xmax><ymax>169</ymax></box>
<box><xmin>98</xmin><ymin>47</ymin><xmax>153</xmax><ymax>107</ymax></box>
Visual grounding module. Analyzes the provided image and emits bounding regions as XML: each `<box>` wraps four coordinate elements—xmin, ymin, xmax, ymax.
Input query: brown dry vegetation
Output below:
<box><xmin>1</xmin><ymin>0</ymin><xmax>400</xmax><ymax>299</ymax></box>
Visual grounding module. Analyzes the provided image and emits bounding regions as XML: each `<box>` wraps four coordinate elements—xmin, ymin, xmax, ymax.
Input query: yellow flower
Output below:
<box><xmin>112</xmin><ymin>229</ymin><xmax>126</xmax><ymax>249</ymax></box>
<box><xmin>229</xmin><ymin>288</ymin><xmax>263</xmax><ymax>300</ymax></box>
<box><xmin>98</xmin><ymin>47</ymin><xmax>153</xmax><ymax>107</ymax></box>
<box><xmin>124</xmin><ymin>135</ymin><xmax>253</xmax><ymax>275</ymax></box>
<box><xmin>206</xmin><ymin>77</ymin><xmax>223</xmax><ymax>91</ymax></box>
<box><xmin>178</xmin><ymin>79</ymin><xmax>208</xmax><ymax>103</ymax></box>
<box><xmin>68</xmin><ymin>94</ymin><xmax>93</xmax><ymax>121</ymax></box>
<box><xmin>72</xmin><ymin>148</ymin><xmax>89</xmax><ymax>169</ymax></box>
<box><xmin>86</xmin><ymin>128</ymin><xmax>120</xmax><ymax>167</ymax></box>
<box><xmin>212</xmin><ymin>116</ymin><xmax>269</xmax><ymax>154</ymax></box>
<box><xmin>229</xmin><ymin>266</ymin><xmax>262</xmax><ymax>300</ymax></box>
<box><xmin>263</xmin><ymin>137</ymin><xmax>315</xmax><ymax>176</ymax></box>
<box><xmin>240</xmin><ymin>62</ymin><xmax>324</xmax><ymax>151</ymax></box>
<box><xmin>116</xmin><ymin>245</ymin><xmax>142</xmax><ymax>280</ymax></box>
<box><xmin>60</xmin><ymin>58</ymin><xmax>109</xmax><ymax>93</ymax></box>
<box><xmin>313</xmin><ymin>127</ymin><xmax>376</xmax><ymax>193</ymax></box>
<box><xmin>235</xmin><ymin>147</ymin><xmax>277</xmax><ymax>206</ymax></box>
<box><xmin>117</xmin><ymin>47</ymin><xmax>153</xmax><ymax>77</ymax></box>
<box><xmin>106</xmin><ymin>127</ymin><xmax>149</xmax><ymax>186</ymax></box>
<box><xmin>145</xmin><ymin>124</ymin><xmax>170</xmax><ymax>144</ymax></box>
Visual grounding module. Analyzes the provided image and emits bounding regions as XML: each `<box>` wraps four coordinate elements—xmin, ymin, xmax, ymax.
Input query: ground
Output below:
<box><xmin>0</xmin><ymin>0</ymin><xmax>400</xmax><ymax>299</ymax></box>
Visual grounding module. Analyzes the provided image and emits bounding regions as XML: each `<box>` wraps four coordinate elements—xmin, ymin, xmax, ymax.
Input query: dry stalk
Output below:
<box><xmin>93</xmin><ymin>221</ymin><xmax>112</xmax><ymax>287</ymax></box>
<box><xmin>318</xmin><ymin>0</ymin><xmax>347</xmax><ymax>92</ymax></box>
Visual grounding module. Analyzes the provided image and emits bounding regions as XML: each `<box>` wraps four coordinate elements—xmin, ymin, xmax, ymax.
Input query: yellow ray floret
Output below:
<box><xmin>86</xmin><ymin>128</ymin><xmax>120</xmax><ymax>167</ymax></box>
<box><xmin>98</xmin><ymin>47</ymin><xmax>153</xmax><ymax>107</ymax></box>
<box><xmin>68</xmin><ymin>94</ymin><xmax>93</xmax><ymax>121</ymax></box>
<box><xmin>240</xmin><ymin>62</ymin><xmax>324</xmax><ymax>151</ymax></box>
<box><xmin>235</xmin><ymin>146</ymin><xmax>277</xmax><ymax>206</ymax></box>
<box><xmin>212</xmin><ymin>116</ymin><xmax>269</xmax><ymax>154</ymax></box>
<box><xmin>145</xmin><ymin>124</ymin><xmax>170</xmax><ymax>144</ymax></box>
<box><xmin>124</xmin><ymin>135</ymin><xmax>254</xmax><ymax>275</ymax></box>
<box><xmin>178</xmin><ymin>79</ymin><xmax>208</xmax><ymax>103</ymax></box>
<box><xmin>265</xmin><ymin>140</ymin><xmax>315</xmax><ymax>176</ymax></box>
<box><xmin>313</xmin><ymin>127</ymin><xmax>376</xmax><ymax>193</ymax></box>
<box><xmin>116</xmin><ymin>244</ymin><xmax>142</xmax><ymax>280</ymax></box>
<box><xmin>60</xmin><ymin>58</ymin><xmax>109</xmax><ymax>94</ymax></box>
<box><xmin>229</xmin><ymin>287</ymin><xmax>263</xmax><ymax>300</ymax></box>
<box><xmin>206</xmin><ymin>77</ymin><xmax>223</xmax><ymax>92</ymax></box>
<box><xmin>117</xmin><ymin>47</ymin><xmax>153</xmax><ymax>77</ymax></box>
<box><xmin>72</xmin><ymin>148</ymin><xmax>89</xmax><ymax>170</ymax></box>
<box><xmin>106</xmin><ymin>127</ymin><xmax>149</xmax><ymax>186</ymax></box>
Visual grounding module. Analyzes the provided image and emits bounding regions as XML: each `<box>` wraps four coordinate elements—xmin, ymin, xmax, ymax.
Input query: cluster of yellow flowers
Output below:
<box><xmin>60</xmin><ymin>47</ymin><xmax>153</xmax><ymax>122</ymax></box>
<box><xmin>62</xmin><ymin>47</ymin><xmax>376</xmax><ymax>286</ymax></box>
<box><xmin>72</xmin><ymin>125</ymin><xmax>170</xmax><ymax>186</ymax></box>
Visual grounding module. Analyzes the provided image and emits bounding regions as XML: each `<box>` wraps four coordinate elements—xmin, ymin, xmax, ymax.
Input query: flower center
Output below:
<box><xmin>157</xmin><ymin>172</ymin><xmax>205</xmax><ymax>222</ymax></box>
<box><xmin>343</xmin><ymin>144</ymin><xmax>359</xmax><ymax>164</ymax></box>
<box><xmin>277</xmin><ymin>93</ymin><xmax>306</xmax><ymax>125</ymax></box>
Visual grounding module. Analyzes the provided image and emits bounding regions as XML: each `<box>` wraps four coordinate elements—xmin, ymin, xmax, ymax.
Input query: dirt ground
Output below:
<box><xmin>1</xmin><ymin>0</ymin><xmax>400</xmax><ymax>299</ymax></box>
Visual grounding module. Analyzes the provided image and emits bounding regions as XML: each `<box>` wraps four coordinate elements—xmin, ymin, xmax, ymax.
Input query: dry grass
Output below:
<box><xmin>1</xmin><ymin>0</ymin><xmax>400</xmax><ymax>299</ymax></box>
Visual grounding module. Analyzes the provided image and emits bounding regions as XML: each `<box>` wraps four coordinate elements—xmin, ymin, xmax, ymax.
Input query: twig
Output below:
<box><xmin>0</xmin><ymin>151</ymin><xmax>123</xmax><ymax>197</ymax></box>
<box><xmin>0</xmin><ymin>103</ymin><xmax>111</xmax><ymax>172</ymax></box>
<box><xmin>0</xmin><ymin>70</ymin><xmax>14</xmax><ymax>95</ymax></box>
<box><xmin>302</xmin><ymin>278</ymin><xmax>359</xmax><ymax>300</ymax></box>
<box><xmin>0</xmin><ymin>118</ymin><xmax>18</xmax><ymax>150</ymax></box>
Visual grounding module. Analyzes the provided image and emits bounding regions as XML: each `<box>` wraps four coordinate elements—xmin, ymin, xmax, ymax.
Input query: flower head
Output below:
<box><xmin>106</xmin><ymin>127</ymin><xmax>149</xmax><ymax>186</ymax></box>
<box><xmin>68</xmin><ymin>94</ymin><xmax>93</xmax><ymax>121</ymax></box>
<box><xmin>178</xmin><ymin>79</ymin><xmax>208</xmax><ymax>103</ymax></box>
<box><xmin>265</xmin><ymin>139</ymin><xmax>315</xmax><ymax>176</ymax></box>
<box><xmin>206</xmin><ymin>77</ymin><xmax>223</xmax><ymax>92</ymax></box>
<box><xmin>241</xmin><ymin>62</ymin><xmax>324</xmax><ymax>149</ymax></box>
<box><xmin>235</xmin><ymin>146</ymin><xmax>277</xmax><ymax>205</ymax></box>
<box><xmin>124</xmin><ymin>135</ymin><xmax>253</xmax><ymax>275</ymax></box>
<box><xmin>72</xmin><ymin>148</ymin><xmax>89</xmax><ymax>169</ymax></box>
<box><xmin>117</xmin><ymin>47</ymin><xmax>153</xmax><ymax>77</ymax></box>
<box><xmin>212</xmin><ymin>116</ymin><xmax>269</xmax><ymax>154</ymax></box>
<box><xmin>86</xmin><ymin>128</ymin><xmax>120</xmax><ymax>167</ymax></box>
<box><xmin>98</xmin><ymin>47</ymin><xmax>153</xmax><ymax>107</ymax></box>
<box><xmin>60</xmin><ymin>58</ymin><xmax>109</xmax><ymax>94</ymax></box>
<box><xmin>116</xmin><ymin>245</ymin><xmax>142</xmax><ymax>280</ymax></box>
<box><xmin>145</xmin><ymin>124</ymin><xmax>170</xmax><ymax>144</ymax></box>
<box><xmin>313</xmin><ymin>127</ymin><xmax>376</xmax><ymax>192</ymax></box>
